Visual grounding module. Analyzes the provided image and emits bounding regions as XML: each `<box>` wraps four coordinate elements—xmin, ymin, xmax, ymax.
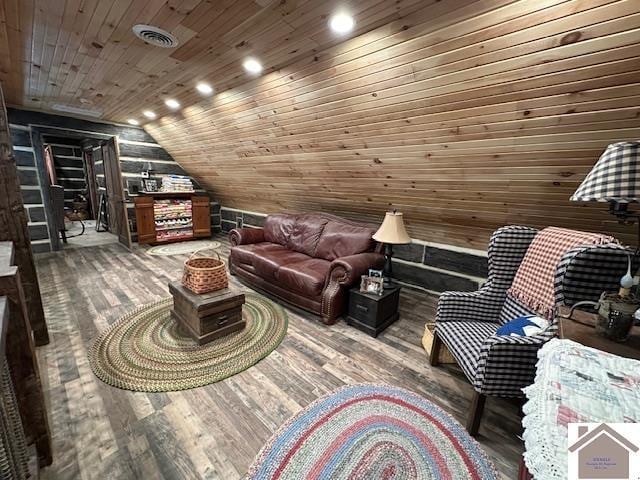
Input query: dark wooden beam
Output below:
<box><xmin>0</xmin><ymin>86</ymin><xmax>49</xmax><ymax>345</ymax></box>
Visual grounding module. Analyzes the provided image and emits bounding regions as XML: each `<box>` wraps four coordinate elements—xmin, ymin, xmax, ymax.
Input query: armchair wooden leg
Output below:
<box><xmin>466</xmin><ymin>391</ymin><xmax>486</xmax><ymax>436</ymax></box>
<box><xmin>429</xmin><ymin>332</ymin><xmax>442</xmax><ymax>366</ymax></box>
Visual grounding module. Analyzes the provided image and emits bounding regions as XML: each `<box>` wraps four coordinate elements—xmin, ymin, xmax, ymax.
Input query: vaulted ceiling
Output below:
<box><xmin>145</xmin><ymin>0</ymin><xmax>640</xmax><ymax>248</ymax></box>
<box><xmin>0</xmin><ymin>0</ymin><xmax>425</xmax><ymax>123</ymax></box>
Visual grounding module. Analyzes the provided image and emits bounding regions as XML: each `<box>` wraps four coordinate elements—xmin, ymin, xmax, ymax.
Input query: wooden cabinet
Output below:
<box><xmin>346</xmin><ymin>285</ymin><xmax>400</xmax><ymax>337</ymax></box>
<box><xmin>134</xmin><ymin>192</ymin><xmax>211</xmax><ymax>245</ymax></box>
<box><xmin>134</xmin><ymin>195</ymin><xmax>156</xmax><ymax>244</ymax></box>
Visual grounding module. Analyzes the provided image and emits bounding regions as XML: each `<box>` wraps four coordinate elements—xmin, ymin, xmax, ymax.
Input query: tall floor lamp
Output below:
<box><xmin>373</xmin><ymin>210</ymin><xmax>412</xmax><ymax>288</ymax></box>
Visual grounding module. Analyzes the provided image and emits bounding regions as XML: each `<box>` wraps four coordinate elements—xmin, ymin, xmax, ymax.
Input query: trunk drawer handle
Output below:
<box><xmin>218</xmin><ymin>315</ymin><xmax>228</xmax><ymax>325</ymax></box>
<box><xmin>356</xmin><ymin>305</ymin><xmax>368</xmax><ymax>312</ymax></box>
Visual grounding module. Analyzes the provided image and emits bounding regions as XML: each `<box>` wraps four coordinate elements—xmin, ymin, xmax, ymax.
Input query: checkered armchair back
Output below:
<box><xmin>555</xmin><ymin>243</ymin><xmax>631</xmax><ymax>307</ymax></box>
<box><xmin>435</xmin><ymin>225</ymin><xmax>630</xmax><ymax>398</ymax></box>
<box><xmin>436</xmin><ymin>226</ymin><xmax>537</xmax><ymax>326</ymax></box>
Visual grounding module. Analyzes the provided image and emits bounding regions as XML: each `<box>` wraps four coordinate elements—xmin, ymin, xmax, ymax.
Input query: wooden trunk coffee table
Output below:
<box><xmin>169</xmin><ymin>281</ymin><xmax>246</xmax><ymax>345</ymax></box>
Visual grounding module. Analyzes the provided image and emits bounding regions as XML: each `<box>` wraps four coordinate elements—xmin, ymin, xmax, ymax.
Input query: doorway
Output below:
<box><xmin>32</xmin><ymin>128</ymin><xmax>132</xmax><ymax>251</ymax></box>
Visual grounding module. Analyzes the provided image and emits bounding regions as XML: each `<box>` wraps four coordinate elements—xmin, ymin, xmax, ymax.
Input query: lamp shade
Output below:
<box><xmin>373</xmin><ymin>211</ymin><xmax>411</xmax><ymax>244</ymax></box>
<box><xmin>570</xmin><ymin>141</ymin><xmax>640</xmax><ymax>203</ymax></box>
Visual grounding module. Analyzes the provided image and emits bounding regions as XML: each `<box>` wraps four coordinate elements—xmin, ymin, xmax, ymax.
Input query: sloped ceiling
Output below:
<box><xmin>0</xmin><ymin>0</ymin><xmax>426</xmax><ymax>123</ymax></box>
<box><xmin>145</xmin><ymin>0</ymin><xmax>640</xmax><ymax>249</ymax></box>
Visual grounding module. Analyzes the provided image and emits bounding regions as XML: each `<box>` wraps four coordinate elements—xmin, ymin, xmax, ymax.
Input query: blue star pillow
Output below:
<box><xmin>496</xmin><ymin>314</ymin><xmax>549</xmax><ymax>337</ymax></box>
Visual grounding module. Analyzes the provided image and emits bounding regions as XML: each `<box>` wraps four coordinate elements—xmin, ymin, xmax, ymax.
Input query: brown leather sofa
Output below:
<box><xmin>229</xmin><ymin>213</ymin><xmax>384</xmax><ymax>324</ymax></box>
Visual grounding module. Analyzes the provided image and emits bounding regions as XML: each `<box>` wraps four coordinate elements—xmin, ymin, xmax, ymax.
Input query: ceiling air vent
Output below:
<box><xmin>132</xmin><ymin>25</ymin><xmax>179</xmax><ymax>48</ymax></box>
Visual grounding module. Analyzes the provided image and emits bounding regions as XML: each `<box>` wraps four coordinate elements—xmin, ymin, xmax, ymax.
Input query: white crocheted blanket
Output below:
<box><xmin>522</xmin><ymin>339</ymin><xmax>640</xmax><ymax>479</ymax></box>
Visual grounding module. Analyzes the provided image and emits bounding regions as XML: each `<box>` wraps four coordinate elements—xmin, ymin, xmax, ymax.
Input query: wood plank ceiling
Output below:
<box><xmin>144</xmin><ymin>0</ymin><xmax>640</xmax><ymax>249</ymax></box>
<box><xmin>0</xmin><ymin>0</ymin><xmax>426</xmax><ymax>123</ymax></box>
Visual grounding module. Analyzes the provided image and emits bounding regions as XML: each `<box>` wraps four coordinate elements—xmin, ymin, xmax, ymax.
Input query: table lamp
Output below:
<box><xmin>373</xmin><ymin>210</ymin><xmax>412</xmax><ymax>287</ymax></box>
<box><xmin>571</xmin><ymin>141</ymin><xmax>640</xmax><ymax>297</ymax></box>
<box><xmin>570</xmin><ymin>141</ymin><xmax>640</xmax><ymax>224</ymax></box>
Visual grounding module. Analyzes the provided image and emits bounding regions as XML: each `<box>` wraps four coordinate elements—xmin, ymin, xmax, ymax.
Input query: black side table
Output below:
<box><xmin>346</xmin><ymin>285</ymin><xmax>400</xmax><ymax>337</ymax></box>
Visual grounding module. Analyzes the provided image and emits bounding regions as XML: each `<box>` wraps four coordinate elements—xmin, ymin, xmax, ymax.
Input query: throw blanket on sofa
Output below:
<box><xmin>507</xmin><ymin>227</ymin><xmax>617</xmax><ymax>319</ymax></box>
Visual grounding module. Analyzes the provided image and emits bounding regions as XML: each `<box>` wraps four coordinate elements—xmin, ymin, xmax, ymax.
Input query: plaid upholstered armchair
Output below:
<box><xmin>429</xmin><ymin>225</ymin><xmax>630</xmax><ymax>435</ymax></box>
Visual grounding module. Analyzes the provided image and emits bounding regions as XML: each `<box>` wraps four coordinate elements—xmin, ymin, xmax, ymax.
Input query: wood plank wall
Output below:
<box><xmin>8</xmin><ymin>125</ymin><xmax>52</xmax><ymax>253</ymax></box>
<box><xmin>145</xmin><ymin>0</ymin><xmax>640</xmax><ymax>249</ymax></box>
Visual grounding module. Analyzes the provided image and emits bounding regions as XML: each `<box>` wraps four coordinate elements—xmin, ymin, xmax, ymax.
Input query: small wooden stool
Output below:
<box><xmin>169</xmin><ymin>281</ymin><xmax>245</xmax><ymax>345</ymax></box>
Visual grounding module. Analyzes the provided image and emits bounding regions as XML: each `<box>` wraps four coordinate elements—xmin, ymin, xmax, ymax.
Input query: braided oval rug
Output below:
<box><xmin>89</xmin><ymin>292</ymin><xmax>287</xmax><ymax>392</ymax></box>
<box><xmin>247</xmin><ymin>384</ymin><xmax>497</xmax><ymax>480</ymax></box>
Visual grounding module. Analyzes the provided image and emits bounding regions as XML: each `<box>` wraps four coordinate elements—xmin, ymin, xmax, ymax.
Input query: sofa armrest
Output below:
<box><xmin>229</xmin><ymin>227</ymin><xmax>265</xmax><ymax>246</ymax></box>
<box><xmin>436</xmin><ymin>289</ymin><xmax>505</xmax><ymax>324</ymax></box>
<box><xmin>328</xmin><ymin>252</ymin><xmax>386</xmax><ymax>286</ymax></box>
<box><xmin>320</xmin><ymin>252</ymin><xmax>385</xmax><ymax>325</ymax></box>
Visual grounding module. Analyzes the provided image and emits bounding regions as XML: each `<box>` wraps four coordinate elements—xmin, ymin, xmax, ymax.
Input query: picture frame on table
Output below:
<box><xmin>368</xmin><ymin>269</ymin><xmax>383</xmax><ymax>278</ymax></box>
<box><xmin>360</xmin><ymin>275</ymin><xmax>384</xmax><ymax>296</ymax></box>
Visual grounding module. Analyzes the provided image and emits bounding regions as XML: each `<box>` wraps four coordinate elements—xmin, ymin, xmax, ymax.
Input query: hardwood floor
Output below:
<box><xmin>61</xmin><ymin>220</ymin><xmax>119</xmax><ymax>250</ymax></box>
<box><xmin>34</xmin><ymin>236</ymin><xmax>523</xmax><ymax>479</ymax></box>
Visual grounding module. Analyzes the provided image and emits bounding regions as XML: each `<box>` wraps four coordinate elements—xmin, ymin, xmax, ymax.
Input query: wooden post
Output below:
<box><xmin>0</xmin><ymin>243</ymin><xmax>52</xmax><ymax>466</ymax></box>
<box><xmin>0</xmin><ymin>86</ymin><xmax>49</xmax><ymax>345</ymax></box>
<box><xmin>0</xmin><ymin>296</ymin><xmax>31</xmax><ymax>478</ymax></box>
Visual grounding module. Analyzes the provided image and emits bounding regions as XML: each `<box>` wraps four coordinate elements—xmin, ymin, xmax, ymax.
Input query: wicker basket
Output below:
<box><xmin>182</xmin><ymin>249</ymin><xmax>228</xmax><ymax>294</ymax></box>
<box><xmin>421</xmin><ymin>323</ymin><xmax>456</xmax><ymax>364</ymax></box>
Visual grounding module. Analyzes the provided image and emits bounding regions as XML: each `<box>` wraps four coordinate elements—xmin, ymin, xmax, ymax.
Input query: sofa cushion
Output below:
<box><xmin>263</xmin><ymin>214</ymin><xmax>296</xmax><ymax>245</ymax></box>
<box><xmin>287</xmin><ymin>214</ymin><xmax>329</xmax><ymax>257</ymax></box>
<box><xmin>315</xmin><ymin>221</ymin><xmax>375</xmax><ymax>261</ymax></box>
<box><xmin>230</xmin><ymin>242</ymin><xmax>287</xmax><ymax>266</ymax></box>
<box><xmin>277</xmin><ymin>258</ymin><xmax>331</xmax><ymax>297</ymax></box>
<box><xmin>252</xmin><ymin>249</ymin><xmax>311</xmax><ymax>280</ymax></box>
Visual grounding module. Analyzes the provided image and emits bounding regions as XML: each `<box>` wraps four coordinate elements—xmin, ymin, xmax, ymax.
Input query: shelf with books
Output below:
<box><xmin>155</xmin><ymin>224</ymin><xmax>193</xmax><ymax>232</ymax></box>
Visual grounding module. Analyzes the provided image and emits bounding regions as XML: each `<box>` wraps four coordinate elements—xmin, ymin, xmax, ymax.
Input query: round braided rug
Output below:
<box><xmin>247</xmin><ymin>384</ymin><xmax>497</xmax><ymax>480</ymax></box>
<box><xmin>89</xmin><ymin>292</ymin><xmax>287</xmax><ymax>392</ymax></box>
<box><xmin>146</xmin><ymin>240</ymin><xmax>221</xmax><ymax>256</ymax></box>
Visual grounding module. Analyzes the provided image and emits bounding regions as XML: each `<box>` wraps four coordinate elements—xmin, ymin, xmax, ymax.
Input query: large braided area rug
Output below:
<box><xmin>89</xmin><ymin>292</ymin><xmax>287</xmax><ymax>392</ymax></box>
<box><xmin>247</xmin><ymin>384</ymin><xmax>497</xmax><ymax>480</ymax></box>
<box><xmin>146</xmin><ymin>239</ymin><xmax>221</xmax><ymax>256</ymax></box>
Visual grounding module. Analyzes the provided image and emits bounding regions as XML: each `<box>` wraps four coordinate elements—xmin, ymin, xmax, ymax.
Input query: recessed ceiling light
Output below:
<box><xmin>127</xmin><ymin>119</ymin><xmax>140</xmax><ymax>125</ymax></box>
<box><xmin>243</xmin><ymin>58</ymin><xmax>263</xmax><ymax>75</ymax></box>
<box><xmin>143</xmin><ymin>110</ymin><xmax>157</xmax><ymax>119</ymax></box>
<box><xmin>165</xmin><ymin>99</ymin><xmax>181</xmax><ymax>109</ymax></box>
<box><xmin>196</xmin><ymin>82</ymin><xmax>214</xmax><ymax>95</ymax></box>
<box><xmin>329</xmin><ymin>13</ymin><xmax>355</xmax><ymax>34</ymax></box>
